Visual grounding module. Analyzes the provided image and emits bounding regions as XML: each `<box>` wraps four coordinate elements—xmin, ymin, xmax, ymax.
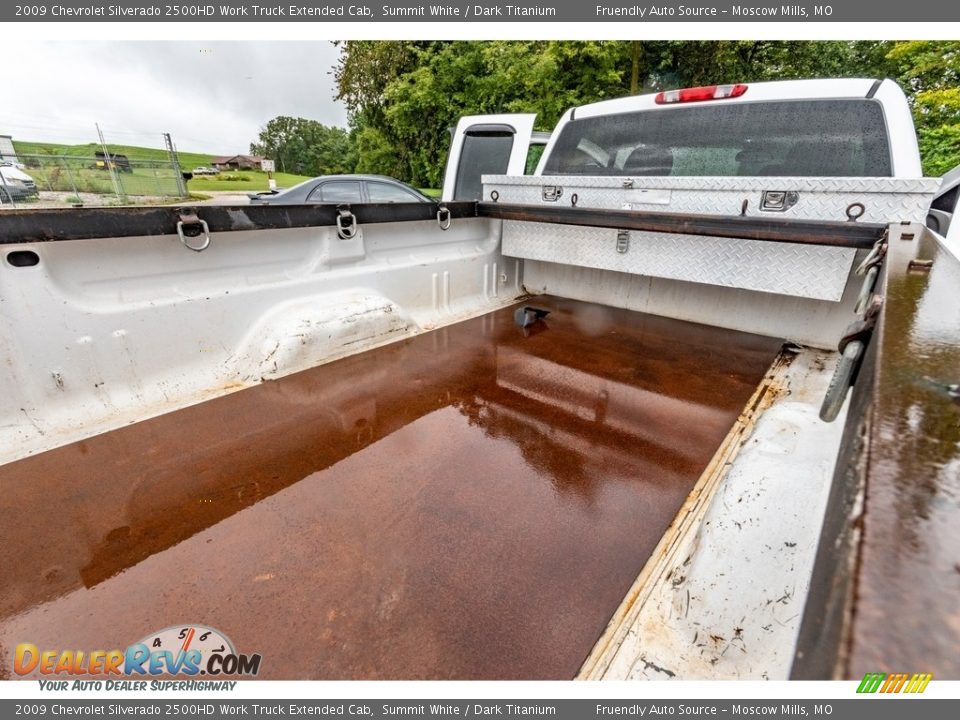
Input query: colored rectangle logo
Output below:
<box><xmin>857</xmin><ymin>672</ymin><xmax>932</xmax><ymax>694</ymax></box>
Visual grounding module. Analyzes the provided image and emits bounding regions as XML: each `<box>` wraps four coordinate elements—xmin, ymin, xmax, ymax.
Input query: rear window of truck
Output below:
<box><xmin>542</xmin><ymin>99</ymin><xmax>892</xmax><ymax>177</ymax></box>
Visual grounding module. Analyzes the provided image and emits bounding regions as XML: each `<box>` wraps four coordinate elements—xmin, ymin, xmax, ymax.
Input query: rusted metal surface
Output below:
<box><xmin>477</xmin><ymin>202</ymin><xmax>886</xmax><ymax>248</ymax></box>
<box><xmin>579</xmin><ymin>352</ymin><xmax>794</xmax><ymax>679</ymax></box>
<box><xmin>844</xmin><ymin>242</ymin><xmax>960</xmax><ymax>678</ymax></box>
<box><xmin>0</xmin><ymin>298</ymin><xmax>781</xmax><ymax>679</ymax></box>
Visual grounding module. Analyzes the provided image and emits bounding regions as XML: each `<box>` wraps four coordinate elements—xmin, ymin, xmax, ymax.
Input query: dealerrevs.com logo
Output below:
<box><xmin>14</xmin><ymin>625</ymin><xmax>261</xmax><ymax>679</ymax></box>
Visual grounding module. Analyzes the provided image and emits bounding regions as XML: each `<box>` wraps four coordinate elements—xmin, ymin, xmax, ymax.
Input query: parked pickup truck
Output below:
<box><xmin>1</xmin><ymin>79</ymin><xmax>957</xmax><ymax>682</ymax></box>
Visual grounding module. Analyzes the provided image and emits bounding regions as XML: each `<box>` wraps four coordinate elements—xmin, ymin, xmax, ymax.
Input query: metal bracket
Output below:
<box><xmin>513</xmin><ymin>305</ymin><xmax>550</xmax><ymax>328</ymax></box>
<box><xmin>616</xmin><ymin>230</ymin><xmax>630</xmax><ymax>254</ymax></box>
<box><xmin>838</xmin><ymin>297</ymin><xmax>881</xmax><ymax>354</ymax></box>
<box><xmin>542</xmin><ymin>185</ymin><xmax>563</xmax><ymax>202</ymax></box>
<box><xmin>760</xmin><ymin>190</ymin><xmax>799</xmax><ymax>212</ymax></box>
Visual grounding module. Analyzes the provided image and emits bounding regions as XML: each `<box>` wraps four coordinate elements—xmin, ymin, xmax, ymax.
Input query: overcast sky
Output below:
<box><xmin>4</xmin><ymin>42</ymin><xmax>348</xmax><ymax>155</ymax></box>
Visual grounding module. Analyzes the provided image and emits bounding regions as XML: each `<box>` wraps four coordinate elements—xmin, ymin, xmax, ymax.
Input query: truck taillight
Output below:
<box><xmin>655</xmin><ymin>84</ymin><xmax>748</xmax><ymax>104</ymax></box>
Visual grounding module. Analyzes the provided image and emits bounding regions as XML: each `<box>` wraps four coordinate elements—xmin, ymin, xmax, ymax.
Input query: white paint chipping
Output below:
<box><xmin>582</xmin><ymin>349</ymin><xmax>847</xmax><ymax>680</ymax></box>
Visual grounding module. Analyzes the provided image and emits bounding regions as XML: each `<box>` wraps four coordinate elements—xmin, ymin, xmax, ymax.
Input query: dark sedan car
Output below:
<box><xmin>248</xmin><ymin>174</ymin><xmax>431</xmax><ymax>204</ymax></box>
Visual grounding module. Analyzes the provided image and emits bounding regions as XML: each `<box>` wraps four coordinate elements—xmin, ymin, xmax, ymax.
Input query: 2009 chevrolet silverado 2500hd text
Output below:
<box><xmin>1</xmin><ymin>78</ymin><xmax>957</xmax><ymax>681</ymax></box>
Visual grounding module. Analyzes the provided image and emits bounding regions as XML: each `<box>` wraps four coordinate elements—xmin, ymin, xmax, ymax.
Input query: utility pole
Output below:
<box><xmin>96</xmin><ymin>123</ymin><xmax>124</xmax><ymax>201</ymax></box>
<box><xmin>164</xmin><ymin>133</ymin><xmax>188</xmax><ymax>198</ymax></box>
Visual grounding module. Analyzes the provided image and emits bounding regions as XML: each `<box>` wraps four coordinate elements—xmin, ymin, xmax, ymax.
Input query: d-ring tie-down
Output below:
<box><xmin>176</xmin><ymin>212</ymin><xmax>211</xmax><ymax>252</ymax></box>
<box><xmin>437</xmin><ymin>205</ymin><xmax>451</xmax><ymax>231</ymax></box>
<box><xmin>336</xmin><ymin>207</ymin><xmax>357</xmax><ymax>239</ymax></box>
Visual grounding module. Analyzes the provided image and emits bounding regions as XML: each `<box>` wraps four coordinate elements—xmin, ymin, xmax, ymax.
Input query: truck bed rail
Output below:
<box><xmin>0</xmin><ymin>201</ymin><xmax>887</xmax><ymax>249</ymax></box>
<box><xmin>476</xmin><ymin>202</ymin><xmax>887</xmax><ymax>249</ymax></box>
<box><xmin>0</xmin><ymin>202</ymin><xmax>479</xmax><ymax>244</ymax></box>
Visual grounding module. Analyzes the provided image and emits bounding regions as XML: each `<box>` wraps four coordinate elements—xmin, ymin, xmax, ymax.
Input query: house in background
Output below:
<box><xmin>211</xmin><ymin>154</ymin><xmax>266</xmax><ymax>171</ymax></box>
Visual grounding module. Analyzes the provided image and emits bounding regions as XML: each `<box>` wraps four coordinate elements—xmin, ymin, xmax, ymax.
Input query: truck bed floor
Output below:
<box><xmin>0</xmin><ymin>297</ymin><xmax>783</xmax><ymax>679</ymax></box>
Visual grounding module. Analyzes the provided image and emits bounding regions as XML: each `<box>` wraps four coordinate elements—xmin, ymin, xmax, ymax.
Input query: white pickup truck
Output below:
<box><xmin>1</xmin><ymin>78</ymin><xmax>956</xmax><ymax>682</ymax></box>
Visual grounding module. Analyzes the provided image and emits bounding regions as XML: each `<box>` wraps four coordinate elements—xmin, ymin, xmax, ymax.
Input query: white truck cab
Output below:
<box><xmin>442</xmin><ymin>78</ymin><xmax>923</xmax><ymax>202</ymax></box>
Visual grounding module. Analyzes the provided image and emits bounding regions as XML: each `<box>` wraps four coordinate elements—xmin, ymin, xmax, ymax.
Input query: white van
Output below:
<box><xmin>0</xmin><ymin>163</ymin><xmax>38</xmax><ymax>202</ymax></box>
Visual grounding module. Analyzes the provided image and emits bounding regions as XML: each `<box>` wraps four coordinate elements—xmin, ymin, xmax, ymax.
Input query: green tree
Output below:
<box><xmin>639</xmin><ymin>41</ymin><xmax>884</xmax><ymax>90</ymax></box>
<box><xmin>887</xmin><ymin>41</ymin><xmax>960</xmax><ymax>175</ymax></box>
<box><xmin>351</xmin><ymin>125</ymin><xmax>404</xmax><ymax>177</ymax></box>
<box><xmin>333</xmin><ymin>40</ymin><xmax>956</xmax><ymax>185</ymax></box>
<box><xmin>250</xmin><ymin>116</ymin><xmax>351</xmax><ymax>176</ymax></box>
<box><xmin>336</xmin><ymin>41</ymin><xmax>630</xmax><ymax>187</ymax></box>
<box><xmin>333</xmin><ymin>41</ymin><xmax>429</xmax><ymax>181</ymax></box>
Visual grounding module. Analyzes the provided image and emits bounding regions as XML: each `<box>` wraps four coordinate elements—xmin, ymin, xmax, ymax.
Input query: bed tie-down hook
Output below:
<box><xmin>176</xmin><ymin>211</ymin><xmax>211</xmax><ymax>252</ymax></box>
<box><xmin>336</xmin><ymin>205</ymin><xmax>358</xmax><ymax>240</ymax></box>
<box><xmin>436</xmin><ymin>205</ymin><xmax>451</xmax><ymax>231</ymax></box>
<box><xmin>854</xmin><ymin>231</ymin><xmax>887</xmax><ymax>315</ymax></box>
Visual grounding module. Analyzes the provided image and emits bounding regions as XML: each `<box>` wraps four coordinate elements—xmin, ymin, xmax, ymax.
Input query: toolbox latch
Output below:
<box><xmin>760</xmin><ymin>190</ymin><xmax>799</xmax><ymax>212</ymax></box>
<box><xmin>542</xmin><ymin>185</ymin><xmax>563</xmax><ymax>202</ymax></box>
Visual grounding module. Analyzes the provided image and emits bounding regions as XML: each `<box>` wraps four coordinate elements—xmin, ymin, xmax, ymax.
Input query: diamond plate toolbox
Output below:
<box><xmin>486</xmin><ymin>175</ymin><xmax>939</xmax><ymax>301</ymax></box>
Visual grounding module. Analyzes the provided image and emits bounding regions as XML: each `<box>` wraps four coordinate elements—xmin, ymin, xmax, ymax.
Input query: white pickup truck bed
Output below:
<box><xmin>1</xmin><ymin>88</ymin><xmax>955</xmax><ymax>677</ymax></box>
<box><xmin>1</xmin><ymin>296</ymin><xmax>790</xmax><ymax>679</ymax></box>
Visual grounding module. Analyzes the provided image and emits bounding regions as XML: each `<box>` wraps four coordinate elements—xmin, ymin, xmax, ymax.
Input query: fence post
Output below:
<box><xmin>164</xmin><ymin>133</ymin><xmax>188</xmax><ymax>198</ymax></box>
<box><xmin>115</xmin><ymin>166</ymin><xmax>126</xmax><ymax>201</ymax></box>
<box><xmin>33</xmin><ymin>156</ymin><xmax>55</xmax><ymax>192</ymax></box>
<box><xmin>62</xmin><ymin>156</ymin><xmax>80</xmax><ymax>199</ymax></box>
<box><xmin>96</xmin><ymin>122</ymin><xmax>125</xmax><ymax>204</ymax></box>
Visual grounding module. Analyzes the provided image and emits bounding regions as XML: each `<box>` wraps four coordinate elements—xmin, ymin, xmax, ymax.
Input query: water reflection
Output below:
<box><xmin>850</xmin><ymin>243</ymin><xmax>960</xmax><ymax>677</ymax></box>
<box><xmin>0</xmin><ymin>297</ymin><xmax>781</xmax><ymax>679</ymax></box>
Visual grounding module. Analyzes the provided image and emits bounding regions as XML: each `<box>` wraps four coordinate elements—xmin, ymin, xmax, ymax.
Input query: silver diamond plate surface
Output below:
<box><xmin>484</xmin><ymin>175</ymin><xmax>939</xmax><ymax>224</ymax></box>
<box><xmin>502</xmin><ymin>221</ymin><xmax>856</xmax><ymax>301</ymax></box>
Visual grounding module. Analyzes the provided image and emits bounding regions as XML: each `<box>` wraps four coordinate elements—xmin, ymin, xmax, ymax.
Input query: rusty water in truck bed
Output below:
<box><xmin>0</xmin><ymin>297</ymin><xmax>782</xmax><ymax>679</ymax></box>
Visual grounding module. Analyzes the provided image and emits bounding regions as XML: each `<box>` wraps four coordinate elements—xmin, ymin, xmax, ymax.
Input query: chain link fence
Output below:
<box><xmin>1</xmin><ymin>153</ymin><xmax>189</xmax><ymax>209</ymax></box>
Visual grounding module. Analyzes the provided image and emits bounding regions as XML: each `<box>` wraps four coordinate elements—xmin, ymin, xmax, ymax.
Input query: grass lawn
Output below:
<box><xmin>12</xmin><ymin>140</ymin><xmax>436</xmax><ymax>197</ymax></box>
<box><xmin>186</xmin><ymin>170</ymin><xmax>312</xmax><ymax>192</ymax></box>
<box><xmin>13</xmin><ymin>140</ymin><xmax>312</xmax><ymax>194</ymax></box>
<box><xmin>25</xmin><ymin>163</ymin><xmax>186</xmax><ymax>197</ymax></box>
<box><xmin>13</xmin><ymin>140</ymin><xmax>215</xmax><ymax>172</ymax></box>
